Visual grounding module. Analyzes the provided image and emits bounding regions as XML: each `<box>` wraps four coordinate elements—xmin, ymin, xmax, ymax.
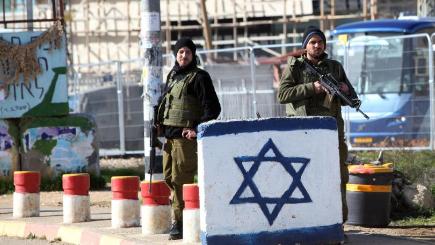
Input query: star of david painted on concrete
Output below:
<box><xmin>230</xmin><ymin>138</ymin><xmax>312</xmax><ymax>225</ymax></box>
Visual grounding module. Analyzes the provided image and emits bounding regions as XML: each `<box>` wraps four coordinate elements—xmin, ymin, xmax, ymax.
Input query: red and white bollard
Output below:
<box><xmin>140</xmin><ymin>180</ymin><xmax>171</xmax><ymax>235</ymax></box>
<box><xmin>62</xmin><ymin>173</ymin><xmax>90</xmax><ymax>223</ymax></box>
<box><xmin>111</xmin><ymin>176</ymin><xmax>140</xmax><ymax>228</ymax></box>
<box><xmin>183</xmin><ymin>184</ymin><xmax>200</xmax><ymax>243</ymax></box>
<box><xmin>13</xmin><ymin>171</ymin><xmax>40</xmax><ymax>218</ymax></box>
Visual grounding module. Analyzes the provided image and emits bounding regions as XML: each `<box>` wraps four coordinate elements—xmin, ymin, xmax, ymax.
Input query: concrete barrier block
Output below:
<box><xmin>197</xmin><ymin>117</ymin><xmax>344</xmax><ymax>245</ymax></box>
<box><xmin>63</xmin><ymin>194</ymin><xmax>91</xmax><ymax>223</ymax></box>
<box><xmin>13</xmin><ymin>192</ymin><xmax>40</xmax><ymax>218</ymax></box>
<box><xmin>141</xmin><ymin>205</ymin><xmax>171</xmax><ymax>235</ymax></box>
<box><xmin>111</xmin><ymin>199</ymin><xmax>140</xmax><ymax>228</ymax></box>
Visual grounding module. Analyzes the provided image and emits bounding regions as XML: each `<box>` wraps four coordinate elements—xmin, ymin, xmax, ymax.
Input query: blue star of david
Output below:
<box><xmin>230</xmin><ymin>138</ymin><xmax>312</xmax><ymax>225</ymax></box>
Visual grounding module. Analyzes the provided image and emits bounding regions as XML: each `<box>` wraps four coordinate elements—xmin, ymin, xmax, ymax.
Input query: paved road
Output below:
<box><xmin>0</xmin><ymin>191</ymin><xmax>432</xmax><ymax>244</ymax></box>
<box><xmin>0</xmin><ymin>236</ymin><xmax>70</xmax><ymax>244</ymax></box>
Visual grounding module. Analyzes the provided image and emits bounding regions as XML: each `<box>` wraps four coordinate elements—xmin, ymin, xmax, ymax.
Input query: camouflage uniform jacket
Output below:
<box><xmin>278</xmin><ymin>54</ymin><xmax>357</xmax><ymax>118</ymax></box>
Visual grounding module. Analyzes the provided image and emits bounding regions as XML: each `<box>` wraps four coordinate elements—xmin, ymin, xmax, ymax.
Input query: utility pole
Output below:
<box><xmin>26</xmin><ymin>0</ymin><xmax>33</xmax><ymax>30</ymax></box>
<box><xmin>370</xmin><ymin>0</ymin><xmax>377</xmax><ymax>20</ymax></box>
<box><xmin>140</xmin><ymin>0</ymin><xmax>163</xmax><ymax>180</ymax></box>
<box><xmin>199</xmin><ymin>0</ymin><xmax>212</xmax><ymax>50</ymax></box>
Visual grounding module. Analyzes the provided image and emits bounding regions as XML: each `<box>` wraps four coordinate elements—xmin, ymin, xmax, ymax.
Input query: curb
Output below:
<box><xmin>0</xmin><ymin>220</ymin><xmax>141</xmax><ymax>245</ymax></box>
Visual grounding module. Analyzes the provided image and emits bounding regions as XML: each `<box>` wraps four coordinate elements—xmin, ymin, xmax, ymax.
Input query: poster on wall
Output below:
<box><xmin>20</xmin><ymin>115</ymin><xmax>99</xmax><ymax>178</ymax></box>
<box><xmin>0</xmin><ymin>120</ymin><xmax>19</xmax><ymax>177</ymax></box>
<box><xmin>0</xmin><ymin>26</ymin><xmax>68</xmax><ymax>119</ymax></box>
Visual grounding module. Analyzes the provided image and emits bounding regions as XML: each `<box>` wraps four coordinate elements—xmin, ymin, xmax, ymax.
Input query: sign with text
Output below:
<box><xmin>197</xmin><ymin>117</ymin><xmax>344</xmax><ymax>245</ymax></box>
<box><xmin>0</xmin><ymin>31</ymin><xmax>68</xmax><ymax>119</ymax></box>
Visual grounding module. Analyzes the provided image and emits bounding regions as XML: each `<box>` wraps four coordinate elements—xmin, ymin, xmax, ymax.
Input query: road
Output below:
<box><xmin>0</xmin><ymin>236</ymin><xmax>70</xmax><ymax>244</ymax></box>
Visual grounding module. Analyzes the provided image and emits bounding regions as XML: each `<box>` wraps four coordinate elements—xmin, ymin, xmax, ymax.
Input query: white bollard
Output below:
<box><xmin>111</xmin><ymin>176</ymin><xmax>140</xmax><ymax>228</ymax></box>
<box><xmin>140</xmin><ymin>180</ymin><xmax>171</xmax><ymax>235</ymax></box>
<box><xmin>183</xmin><ymin>184</ymin><xmax>200</xmax><ymax>243</ymax></box>
<box><xmin>13</xmin><ymin>171</ymin><xmax>40</xmax><ymax>218</ymax></box>
<box><xmin>62</xmin><ymin>173</ymin><xmax>91</xmax><ymax>223</ymax></box>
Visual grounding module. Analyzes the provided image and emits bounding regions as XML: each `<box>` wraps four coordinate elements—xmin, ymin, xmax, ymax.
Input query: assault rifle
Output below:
<box><xmin>302</xmin><ymin>59</ymin><xmax>369</xmax><ymax>120</ymax></box>
<box><xmin>148</xmin><ymin>106</ymin><xmax>162</xmax><ymax>192</ymax></box>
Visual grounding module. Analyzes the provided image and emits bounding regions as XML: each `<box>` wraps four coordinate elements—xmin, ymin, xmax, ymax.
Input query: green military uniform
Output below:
<box><xmin>161</xmin><ymin>38</ymin><xmax>221</xmax><ymax>240</ymax></box>
<box><xmin>158</xmin><ymin>67</ymin><xmax>202</xmax><ymax>223</ymax></box>
<box><xmin>278</xmin><ymin>54</ymin><xmax>357</xmax><ymax>222</ymax></box>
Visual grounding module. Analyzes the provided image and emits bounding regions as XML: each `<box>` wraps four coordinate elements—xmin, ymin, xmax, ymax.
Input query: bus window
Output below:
<box><xmin>337</xmin><ymin>35</ymin><xmax>406</xmax><ymax>94</ymax></box>
<box><xmin>331</xmin><ymin>19</ymin><xmax>435</xmax><ymax>148</ymax></box>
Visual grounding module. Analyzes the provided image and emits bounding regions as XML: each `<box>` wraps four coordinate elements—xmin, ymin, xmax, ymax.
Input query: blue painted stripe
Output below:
<box><xmin>198</xmin><ymin>117</ymin><xmax>337</xmax><ymax>139</ymax></box>
<box><xmin>201</xmin><ymin>223</ymin><xmax>343</xmax><ymax>245</ymax></box>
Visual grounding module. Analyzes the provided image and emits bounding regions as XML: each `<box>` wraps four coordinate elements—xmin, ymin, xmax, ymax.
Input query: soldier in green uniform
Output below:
<box><xmin>278</xmin><ymin>26</ymin><xmax>359</xmax><ymax>225</ymax></box>
<box><xmin>156</xmin><ymin>38</ymin><xmax>221</xmax><ymax>240</ymax></box>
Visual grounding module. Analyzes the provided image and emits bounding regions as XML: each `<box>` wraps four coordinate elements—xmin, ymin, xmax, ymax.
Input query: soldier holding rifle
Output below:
<box><xmin>278</xmin><ymin>26</ymin><xmax>362</xmax><ymax>226</ymax></box>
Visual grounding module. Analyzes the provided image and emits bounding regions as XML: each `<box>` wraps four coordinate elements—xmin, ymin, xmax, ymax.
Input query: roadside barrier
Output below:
<box><xmin>183</xmin><ymin>184</ymin><xmax>200</xmax><ymax>243</ymax></box>
<box><xmin>346</xmin><ymin>163</ymin><xmax>394</xmax><ymax>227</ymax></box>
<box><xmin>140</xmin><ymin>180</ymin><xmax>171</xmax><ymax>235</ymax></box>
<box><xmin>111</xmin><ymin>176</ymin><xmax>140</xmax><ymax>228</ymax></box>
<box><xmin>62</xmin><ymin>173</ymin><xmax>91</xmax><ymax>223</ymax></box>
<box><xmin>13</xmin><ymin>171</ymin><xmax>40</xmax><ymax>218</ymax></box>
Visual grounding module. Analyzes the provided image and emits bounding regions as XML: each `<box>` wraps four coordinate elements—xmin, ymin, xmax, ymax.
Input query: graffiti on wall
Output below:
<box><xmin>0</xmin><ymin>120</ymin><xmax>16</xmax><ymax>176</ymax></box>
<box><xmin>0</xmin><ymin>32</ymin><xmax>68</xmax><ymax>118</ymax></box>
<box><xmin>22</xmin><ymin>126</ymin><xmax>95</xmax><ymax>175</ymax></box>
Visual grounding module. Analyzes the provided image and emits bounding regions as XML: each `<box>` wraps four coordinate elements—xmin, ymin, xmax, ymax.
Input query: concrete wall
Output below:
<box><xmin>20</xmin><ymin>114</ymin><xmax>99</xmax><ymax>178</ymax></box>
<box><xmin>197</xmin><ymin>117</ymin><xmax>343</xmax><ymax>244</ymax></box>
<box><xmin>0</xmin><ymin>120</ymin><xmax>19</xmax><ymax>177</ymax></box>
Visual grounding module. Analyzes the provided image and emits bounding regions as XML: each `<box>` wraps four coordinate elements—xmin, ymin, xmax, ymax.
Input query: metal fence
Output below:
<box><xmin>70</xmin><ymin>34</ymin><xmax>435</xmax><ymax>155</ymax></box>
<box><xmin>339</xmin><ymin>33</ymin><xmax>434</xmax><ymax>150</ymax></box>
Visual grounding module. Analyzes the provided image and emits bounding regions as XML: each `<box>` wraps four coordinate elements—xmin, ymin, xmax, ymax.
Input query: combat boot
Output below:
<box><xmin>168</xmin><ymin>221</ymin><xmax>183</xmax><ymax>240</ymax></box>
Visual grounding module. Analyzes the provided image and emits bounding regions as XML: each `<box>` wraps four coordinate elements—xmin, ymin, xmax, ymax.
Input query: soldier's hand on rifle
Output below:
<box><xmin>339</xmin><ymin>82</ymin><xmax>350</xmax><ymax>95</ymax></box>
<box><xmin>313</xmin><ymin>81</ymin><xmax>328</xmax><ymax>94</ymax></box>
<box><xmin>182</xmin><ymin>128</ymin><xmax>196</xmax><ymax>140</ymax></box>
<box><xmin>155</xmin><ymin>123</ymin><xmax>163</xmax><ymax>136</ymax></box>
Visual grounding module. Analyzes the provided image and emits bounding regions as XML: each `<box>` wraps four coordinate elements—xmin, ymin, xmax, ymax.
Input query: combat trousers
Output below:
<box><xmin>162</xmin><ymin>138</ymin><xmax>198</xmax><ymax>223</ymax></box>
<box><xmin>337</xmin><ymin>116</ymin><xmax>349</xmax><ymax>223</ymax></box>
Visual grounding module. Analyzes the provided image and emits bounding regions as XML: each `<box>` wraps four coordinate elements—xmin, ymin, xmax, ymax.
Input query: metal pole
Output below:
<box><xmin>116</xmin><ymin>61</ymin><xmax>126</xmax><ymax>154</ymax></box>
<box><xmin>141</xmin><ymin>0</ymin><xmax>163</xmax><ymax>180</ymax></box>
<box><xmin>26</xmin><ymin>0</ymin><xmax>33</xmax><ymax>31</ymax></box>
<box><xmin>199</xmin><ymin>0</ymin><xmax>212</xmax><ymax>50</ymax></box>
<box><xmin>249</xmin><ymin>48</ymin><xmax>257</xmax><ymax>118</ymax></box>
<box><xmin>426</xmin><ymin>33</ymin><xmax>434</xmax><ymax>149</ymax></box>
<box><xmin>282</xmin><ymin>0</ymin><xmax>287</xmax><ymax>55</ymax></box>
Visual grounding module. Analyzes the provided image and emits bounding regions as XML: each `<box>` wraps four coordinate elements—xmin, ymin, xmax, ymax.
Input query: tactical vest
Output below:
<box><xmin>291</xmin><ymin>56</ymin><xmax>341</xmax><ymax>117</ymax></box>
<box><xmin>159</xmin><ymin>68</ymin><xmax>203</xmax><ymax>128</ymax></box>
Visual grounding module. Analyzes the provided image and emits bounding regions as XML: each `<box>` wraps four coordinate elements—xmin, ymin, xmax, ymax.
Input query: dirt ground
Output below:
<box><xmin>1</xmin><ymin>157</ymin><xmax>432</xmax><ymax>243</ymax></box>
<box><xmin>2</xmin><ymin>190</ymin><xmax>433</xmax><ymax>243</ymax></box>
<box><xmin>99</xmin><ymin>157</ymin><xmax>435</xmax><ymax>242</ymax></box>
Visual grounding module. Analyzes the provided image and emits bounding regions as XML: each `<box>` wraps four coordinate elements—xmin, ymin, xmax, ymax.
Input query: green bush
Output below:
<box><xmin>351</xmin><ymin>150</ymin><xmax>435</xmax><ymax>225</ymax></box>
<box><xmin>350</xmin><ymin>150</ymin><xmax>435</xmax><ymax>187</ymax></box>
<box><xmin>0</xmin><ymin>178</ymin><xmax>14</xmax><ymax>194</ymax></box>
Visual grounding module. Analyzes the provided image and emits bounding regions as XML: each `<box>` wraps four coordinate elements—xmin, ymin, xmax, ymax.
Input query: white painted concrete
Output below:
<box><xmin>111</xmin><ymin>199</ymin><xmax>140</xmax><ymax>228</ymax></box>
<box><xmin>197</xmin><ymin>118</ymin><xmax>342</xmax><ymax>237</ymax></box>
<box><xmin>141</xmin><ymin>205</ymin><xmax>171</xmax><ymax>235</ymax></box>
<box><xmin>63</xmin><ymin>195</ymin><xmax>91</xmax><ymax>223</ymax></box>
<box><xmin>13</xmin><ymin>192</ymin><xmax>40</xmax><ymax>218</ymax></box>
<box><xmin>183</xmin><ymin>209</ymin><xmax>200</xmax><ymax>243</ymax></box>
